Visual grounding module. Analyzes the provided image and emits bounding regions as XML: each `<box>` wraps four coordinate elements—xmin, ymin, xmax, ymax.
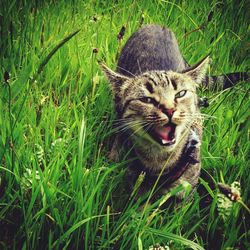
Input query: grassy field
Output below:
<box><xmin>0</xmin><ymin>0</ymin><xmax>249</xmax><ymax>249</ymax></box>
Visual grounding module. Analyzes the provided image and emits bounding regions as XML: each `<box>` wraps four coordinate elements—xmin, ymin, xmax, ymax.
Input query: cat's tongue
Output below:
<box><xmin>154</xmin><ymin>124</ymin><xmax>176</xmax><ymax>145</ymax></box>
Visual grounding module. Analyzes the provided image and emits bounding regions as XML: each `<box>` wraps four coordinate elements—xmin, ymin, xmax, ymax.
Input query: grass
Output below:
<box><xmin>0</xmin><ymin>0</ymin><xmax>249</xmax><ymax>249</ymax></box>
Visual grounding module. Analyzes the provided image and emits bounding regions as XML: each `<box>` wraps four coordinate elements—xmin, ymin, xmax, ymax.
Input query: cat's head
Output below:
<box><xmin>101</xmin><ymin>56</ymin><xmax>209</xmax><ymax>151</ymax></box>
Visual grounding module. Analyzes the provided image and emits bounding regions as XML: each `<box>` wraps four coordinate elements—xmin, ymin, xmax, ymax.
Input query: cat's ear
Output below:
<box><xmin>99</xmin><ymin>62</ymin><xmax>130</xmax><ymax>87</ymax></box>
<box><xmin>183</xmin><ymin>56</ymin><xmax>210</xmax><ymax>84</ymax></box>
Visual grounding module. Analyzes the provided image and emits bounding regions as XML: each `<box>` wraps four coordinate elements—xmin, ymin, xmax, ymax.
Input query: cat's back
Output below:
<box><xmin>117</xmin><ymin>24</ymin><xmax>186</xmax><ymax>76</ymax></box>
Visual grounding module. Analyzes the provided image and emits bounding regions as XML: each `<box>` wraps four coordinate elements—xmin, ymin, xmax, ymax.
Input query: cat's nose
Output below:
<box><xmin>162</xmin><ymin>108</ymin><xmax>176</xmax><ymax>118</ymax></box>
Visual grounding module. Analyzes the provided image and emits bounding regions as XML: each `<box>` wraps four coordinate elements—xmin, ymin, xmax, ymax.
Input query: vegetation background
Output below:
<box><xmin>0</xmin><ymin>0</ymin><xmax>249</xmax><ymax>249</ymax></box>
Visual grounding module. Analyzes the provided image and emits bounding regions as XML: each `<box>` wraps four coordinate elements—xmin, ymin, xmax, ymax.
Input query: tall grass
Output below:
<box><xmin>0</xmin><ymin>0</ymin><xmax>249</xmax><ymax>249</ymax></box>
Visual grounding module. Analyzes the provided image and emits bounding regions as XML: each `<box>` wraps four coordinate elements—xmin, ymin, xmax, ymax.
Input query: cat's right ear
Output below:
<box><xmin>183</xmin><ymin>56</ymin><xmax>210</xmax><ymax>84</ymax></box>
<box><xmin>99</xmin><ymin>62</ymin><xmax>130</xmax><ymax>87</ymax></box>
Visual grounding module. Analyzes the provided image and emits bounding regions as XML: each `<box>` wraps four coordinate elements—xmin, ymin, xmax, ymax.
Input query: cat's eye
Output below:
<box><xmin>140</xmin><ymin>97</ymin><xmax>158</xmax><ymax>106</ymax></box>
<box><xmin>140</xmin><ymin>97</ymin><xmax>153</xmax><ymax>103</ymax></box>
<box><xmin>175</xmin><ymin>90</ymin><xmax>187</xmax><ymax>98</ymax></box>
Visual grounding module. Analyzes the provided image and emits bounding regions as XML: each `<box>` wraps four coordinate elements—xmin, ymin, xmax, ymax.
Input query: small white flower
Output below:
<box><xmin>148</xmin><ymin>243</ymin><xmax>170</xmax><ymax>250</ymax></box>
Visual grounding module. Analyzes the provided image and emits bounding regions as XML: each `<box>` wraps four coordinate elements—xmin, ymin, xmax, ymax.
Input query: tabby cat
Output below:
<box><xmin>101</xmin><ymin>24</ymin><xmax>248</xmax><ymax>203</ymax></box>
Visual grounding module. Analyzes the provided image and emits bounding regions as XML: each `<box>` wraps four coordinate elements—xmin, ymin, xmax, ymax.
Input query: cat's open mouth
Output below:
<box><xmin>148</xmin><ymin>123</ymin><xmax>176</xmax><ymax>146</ymax></box>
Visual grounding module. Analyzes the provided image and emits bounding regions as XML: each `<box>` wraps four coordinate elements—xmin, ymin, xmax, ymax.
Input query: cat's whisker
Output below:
<box><xmin>112</xmin><ymin>121</ymin><xmax>135</xmax><ymax>132</ymax></box>
<box><xmin>114</xmin><ymin>121</ymin><xmax>144</xmax><ymax>131</ymax></box>
<box><xmin>112</xmin><ymin>117</ymin><xmax>135</xmax><ymax>125</ymax></box>
<box><xmin>182</xmin><ymin>113</ymin><xmax>216</xmax><ymax>120</ymax></box>
<box><xmin>181</xmin><ymin>116</ymin><xmax>209</xmax><ymax>122</ymax></box>
<box><xmin>116</xmin><ymin>65</ymin><xmax>136</xmax><ymax>77</ymax></box>
<box><xmin>200</xmin><ymin>113</ymin><xmax>217</xmax><ymax>119</ymax></box>
<box><xmin>145</xmin><ymin>119</ymin><xmax>168</xmax><ymax>124</ymax></box>
<box><xmin>114</xmin><ymin>120</ymin><xmax>148</xmax><ymax>134</ymax></box>
<box><xmin>112</xmin><ymin>117</ymin><xmax>148</xmax><ymax>128</ymax></box>
<box><xmin>125</xmin><ymin>122</ymin><xmax>151</xmax><ymax>141</ymax></box>
<box><xmin>112</xmin><ymin>121</ymin><xmax>135</xmax><ymax>130</ymax></box>
<box><xmin>208</xmin><ymin>88</ymin><xmax>230</xmax><ymax>104</ymax></box>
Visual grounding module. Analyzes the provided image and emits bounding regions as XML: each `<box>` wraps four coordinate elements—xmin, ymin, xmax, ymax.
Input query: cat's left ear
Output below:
<box><xmin>99</xmin><ymin>62</ymin><xmax>130</xmax><ymax>87</ymax></box>
<box><xmin>183</xmin><ymin>56</ymin><xmax>210</xmax><ymax>84</ymax></box>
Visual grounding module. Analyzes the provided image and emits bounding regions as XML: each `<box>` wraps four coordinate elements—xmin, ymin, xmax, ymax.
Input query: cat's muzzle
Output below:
<box><xmin>148</xmin><ymin>122</ymin><xmax>176</xmax><ymax>146</ymax></box>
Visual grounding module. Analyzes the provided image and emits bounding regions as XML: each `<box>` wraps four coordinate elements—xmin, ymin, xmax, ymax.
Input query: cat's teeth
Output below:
<box><xmin>162</xmin><ymin>139</ymin><xmax>175</xmax><ymax>145</ymax></box>
<box><xmin>162</xmin><ymin>139</ymin><xmax>169</xmax><ymax>144</ymax></box>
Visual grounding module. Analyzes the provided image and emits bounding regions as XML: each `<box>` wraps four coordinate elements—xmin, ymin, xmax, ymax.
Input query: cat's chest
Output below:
<box><xmin>134</xmin><ymin>142</ymin><xmax>183</xmax><ymax>172</ymax></box>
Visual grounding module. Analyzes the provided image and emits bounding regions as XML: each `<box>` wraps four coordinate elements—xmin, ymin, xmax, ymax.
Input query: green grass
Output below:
<box><xmin>0</xmin><ymin>0</ymin><xmax>249</xmax><ymax>249</ymax></box>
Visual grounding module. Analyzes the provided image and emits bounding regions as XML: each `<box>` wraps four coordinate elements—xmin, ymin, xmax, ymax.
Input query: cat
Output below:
<box><xmin>100</xmin><ymin>24</ymin><xmax>248</xmax><ymax>203</ymax></box>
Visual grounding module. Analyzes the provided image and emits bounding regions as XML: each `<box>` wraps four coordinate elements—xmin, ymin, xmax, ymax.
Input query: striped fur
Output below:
<box><xmin>117</xmin><ymin>25</ymin><xmax>248</xmax><ymax>90</ymax></box>
<box><xmin>101</xmin><ymin>24</ymin><xmax>248</xmax><ymax>203</ymax></box>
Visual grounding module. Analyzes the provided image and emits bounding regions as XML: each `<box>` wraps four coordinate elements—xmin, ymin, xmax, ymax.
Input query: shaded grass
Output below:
<box><xmin>0</xmin><ymin>0</ymin><xmax>249</xmax><ymax>249</ymax></box>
